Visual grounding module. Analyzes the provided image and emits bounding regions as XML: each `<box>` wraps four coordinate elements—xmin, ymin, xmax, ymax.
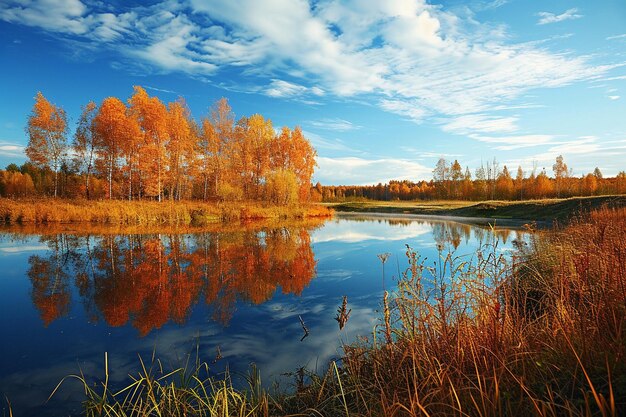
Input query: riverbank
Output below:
<box><xmin>40</xmin><ymin>206</ymin><xmax>625</xmax><ymax>416</ymax></box>
<box><xmin>326</xmin><ymin>195</ymin><xmax>626</xmax><ymax>222</ymax></box>
<box><xmin>0</xmin><ymin>199</ymin><xmax>333</xmax><ymax>226</ymax></box>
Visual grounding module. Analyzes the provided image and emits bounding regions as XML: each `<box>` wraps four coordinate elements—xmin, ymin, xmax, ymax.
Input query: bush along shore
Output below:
<box><xmin>0</xmin><ymin>199</ymin><xmax>333</xmax><ymax>226</ymax></box>
<box><xmin>39</xmin><ymin>206</ymin><xmax>625</xmax><ymax>416</ymax></box>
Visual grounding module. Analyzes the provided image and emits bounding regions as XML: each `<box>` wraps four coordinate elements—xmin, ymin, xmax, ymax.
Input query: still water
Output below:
<box><xmin>0</xmin><ymin>214</ymin><xmax>529</xmax><ymax>416</ymax></box>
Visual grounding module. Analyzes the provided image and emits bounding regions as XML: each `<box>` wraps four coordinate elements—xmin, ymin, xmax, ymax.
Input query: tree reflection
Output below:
<box><xmin>26</xmin><ymin>223</ymin><xmax>319</xmax><ymax>335</ymax></box>
<box><xmin>29</xmin><ymin>241</ymin><xmax>70</xmax><ymax>326</ymax></box>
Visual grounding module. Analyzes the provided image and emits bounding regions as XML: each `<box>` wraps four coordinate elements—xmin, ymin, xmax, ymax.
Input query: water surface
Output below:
<box><xmin>0</xmin><ymin>214</ymin><xmax>528</xmax><ymax>416</ymax></box>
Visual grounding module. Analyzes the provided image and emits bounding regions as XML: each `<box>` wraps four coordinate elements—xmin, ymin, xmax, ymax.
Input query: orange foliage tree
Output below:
<box><xmin>25</xmin><ymin>92</ymin><xmax>68</xmax><ymax>197</ymax></box>
<box><xmin>128</xmin><ymin>86</ymin><xmax>169</xmax><ymax>201</ymax></box>
<box><xmin>19</xmin><ymin>89</ymin><xmax>319</xmax><ymax>202</ymax></box>
<box><xmin>72</xmin><ymin>101</ymin><xmax>98</xmax><ymax>199</ymax></box>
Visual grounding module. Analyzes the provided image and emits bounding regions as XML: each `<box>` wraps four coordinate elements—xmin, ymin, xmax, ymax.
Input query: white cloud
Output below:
<box><xmin>0</xmin><ymin>142</ymin><xmax>26</xmax><ymax>157</ymax></box>
<box><xmin>379</xmin><ymin>100</ymin><xmax>428</xmax><ymax>123</ymax></box>
<box><xmin>143</xmin><ymin>85</ymin><xmax>181</xmax><ymax>95</ymax></box>
<box><xmin>0</xmin><ymin>0</ymin><xmax>613</xmax><ymax>138</ymax></box>
<box><xmin>606</xmin><ymin>34</ymin><xmax>626</xmax><ymax>41</ymax></box>
<box><xmin>307</xmin><ymin>118</ymin><xmax>359</xmax><ymax>131</ymax></box>
<box><xmin>311</xmin><ymin>221</ymin><xmax>431</xmax><ymax>243</ymax></box>
<box><xmin>443</xmin><ymin>114</ymin><xmax>519</xmax><ymax>135</ymax></box>
<box><xmin>128</xmin><ymin>11</ymin><xmax>217</xmax><ymax>75</ymax></box>
<box><xmin>473</xmin><ymin>0</ymin><xmax>510</xmax><ymax>11</ymax></box>
<box><xmin>315</xmin><ymin>156</ymin><xmax>431</xmax><ymax>184</ymax></box>
<box><xmin>468</xmin><ymin>134</ymin><xmax>555</xmax><ymax>150</ymax></box>
<box><xmin>608</xmin><ymin>95</ymin><xmax>620</xmax><ymax>100</ymax></box>
<box><xmin>547</xmin><ymin>137</ymin><xmax>599</xmax><ymax>154</ymax></box>
<box><xmin>399</xmin><ymin>149</ymin><xmax>462</xmax><ymax>159</ymax></box>
<box><xmin>537</xmin><ymin>8</ymin><xmax>583</xmax><ymax>25</ymax></box>
<box><xmin>0</xmin><ymin>245</ymin><xmax>49</xmax><ymax>253</ymax></box>
<box><xmin>303</xmin><ymin>131</ymin><xmax>359</xmax><ymax>154</ymax></box>
<box><xmin>598</xmin><ymin>75</ymin><xmax>626</xmax><ymax>82</ymax></box>
<box><xmin>264</xmin><ymin>79</ymin><xmax>309</xmax><ymax>98</ymax></box>
<box><xmin>0</xmin><ymin>0</ymin><xmax>88</xmax><ymax>34</ymax></box>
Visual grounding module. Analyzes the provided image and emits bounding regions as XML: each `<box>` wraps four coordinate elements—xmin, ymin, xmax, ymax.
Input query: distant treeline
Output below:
<box><xmin>2</xmin><ymin>89</ymin><xmax>317</xmax><ymax>204</ymax></box>
<box><xmin>321</xmin><ymin>156</ymin><xmax>626</xmax><ymax>201</ymax></box>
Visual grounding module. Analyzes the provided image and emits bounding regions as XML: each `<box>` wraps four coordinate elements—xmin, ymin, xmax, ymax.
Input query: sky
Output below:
<box><xmin>1</xmin><ymin>0</ymin><xmax>625</xmax><ymax>185</ymax></box>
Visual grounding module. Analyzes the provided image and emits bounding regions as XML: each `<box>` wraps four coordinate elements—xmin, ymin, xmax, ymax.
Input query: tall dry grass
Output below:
<box><xmin>340</xmin><ymin>206</ymin><xmax>626</xmax><ymax>416</ymax></box>
<box><xmin>0</xmin><ymin>198</ymin><xmax>332</xmax><ymax>226</ymax></box>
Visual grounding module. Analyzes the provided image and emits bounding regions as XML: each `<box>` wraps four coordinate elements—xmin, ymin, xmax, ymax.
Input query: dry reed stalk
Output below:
<box><xmin>335</xmin><ymin>295</ymin><xmax>352</xmax><ymax>330</ymax></box>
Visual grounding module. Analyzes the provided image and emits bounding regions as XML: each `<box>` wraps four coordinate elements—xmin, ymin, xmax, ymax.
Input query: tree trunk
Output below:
<box><xmin>128</xmin><ymin>159</ymin><xmax>132</xmax><ymax>201</ymax></box>
<box><xmin>203</xmin><ymin>174</ymin><xmax>208</xmax><ymax>201</ymax></box>
<box><xmin>54</xmin><ymin>167</ymin><xmax>58</xmax><ymax>198</ymax></box>
<box><xmin>158</xmin><ymin>163</ymin><xmax>162</xmax><ymax>202</ymax></box>
<box><xmin>108</xmin><ymin>157</ymin><xmax>113</xmax><ymax>199</ymax></box>
<box><xmin>85</xmin><ymin>168</ymin><xmax>91</xmax><ymax>200</ymax></box>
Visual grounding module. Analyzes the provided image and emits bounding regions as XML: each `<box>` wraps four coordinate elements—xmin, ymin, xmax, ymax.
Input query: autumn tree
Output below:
<box><xmin>474</xmin><ymin>164</ymin><xmax>487</xmax><ymax>200</ymax></box>
<box><xmin>25</xmin><ymin>92</ymin><xmax>68</xmax><ymax>197</ymax></box>
<box><xmin>0</xmin><ymin>171</ymin><xmax>35</xmax><ymax>197</ymax></box>
<box><xmin>93</xmin><ymin>97</ymin><xmax>138</xmax><ymax>199</ymax></box>
<box><xmin>581</xmin><ymin>173</ymin><xmax>598</xmax><ymax>195</ymax></box>
<box><xmin>266</xmin><ymin>169</ymin><xmax>299</xmax><ymax>205</ymax></box>
<box><xmin>552</xmin><ymin>155</ymin><xmax>568</xmax><ymax>198</ymax></box>
<box><xmin>433</xmin><ymin>158</ymin><xmax>449</xmax><ymax>198</ymax></box>
<box><xmin>209</xmin><ymin>98</ymin><xmax>234</xmax><ymax>199</ymax></box>
<box><xmin>515</xmin><ymin>166</ymin><xmax>524</xmax><ymax>200</ymax></box>
<box><xmin>450</xmin><ymin>159</ymin><xmax>463</xmax><ymax>198</ymax></box>
<box><xmin>286</xmin><ymin>126</ymin><xmax>317</xmax><ymax>201</ymax></box>
<box><xmin>617</xmin><ymin>171</ymin><xmax>626</xmax><ymax>194</ymax></box>
<box><xmin>486</xmin><ymin>158</ymin><xmax>499</xmax><ymax>200</ymax></box>
<box><xmin>535</xmin><ymin>169</ymin><xmax>553</xmax><ymax>198</ymax></box>
<box><xmin>73</xmin><ymin>101</ymin><xmax>98</xmax><ymax>199</ymax></box>
<box><xmin>119</xmin><ymin>112</ymin><xmax>142</xmax><ymax>200</ymax></box>
<box><xmin>593</xmin><ymin>167</ymin><xmax>603</xmax><ymax>179</ymax></box>
<box><xmin>246</xmin><ymin>114</ymin><xmax>274</xmax><ymax>199</ymax></box>
<box><xmin>166</xmin><ymin>99</ymin><xmax>195</xmax><ymax>200</ymax></box>
<box><xmin>495</xmin><ymin>165</ymin><xmax>514</xmax><ymax>199</ymax></box>
<box><xmin>129</xmin><ymin>86</ymin><xmax>168</xmax><ymax>201</ymax></box>
<box><xmin>461</xmin><ymin>167</ymin><xmax>473</xmax><ymax>199</ymax></box>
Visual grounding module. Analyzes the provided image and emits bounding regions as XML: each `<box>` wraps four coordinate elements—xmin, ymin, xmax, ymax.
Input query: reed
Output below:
<box><xmin>339</xmin><ymin>206</ymin><xmax>626</xmax><ymax>416</ymax></box>
<box><xmin>0</xmin><ymin>198</ymin><xmax>333</xmax><ymax>226</ymax></box>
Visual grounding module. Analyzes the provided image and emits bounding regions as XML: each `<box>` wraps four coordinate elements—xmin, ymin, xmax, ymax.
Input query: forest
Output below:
<box><xmin>321</xmin><ymin>156</ymin><xmax>626</xmax><ymax>201</ymax></box>
<box><xmin>0</xmin><ymin>89</ymin><xmax>318</xmax><ymax>205</ymax></box>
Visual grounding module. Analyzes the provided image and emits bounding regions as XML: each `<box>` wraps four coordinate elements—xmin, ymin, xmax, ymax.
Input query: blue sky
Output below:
<box><xmin>1</xmin><ymin>0</ymin><xmax>625</xmax><ymax>185</ymax></box>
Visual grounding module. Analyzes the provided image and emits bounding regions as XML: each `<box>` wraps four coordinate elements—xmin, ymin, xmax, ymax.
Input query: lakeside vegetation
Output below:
<box><xmin>0</xmin><ymin>199</ymin><xmax>332</xmax><ymax>225</ymax></box>
<box><xmin>328</xmin><ymin>195</ymin><xmax>626</xmax><ymax>222</ymax></box>
<box><xmin>43</xmin><ymin>206</ymin><xmax>625</xmax><ymax>416</ymax></box>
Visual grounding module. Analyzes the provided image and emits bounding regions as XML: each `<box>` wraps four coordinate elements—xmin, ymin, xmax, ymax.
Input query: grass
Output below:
<box><xmin>0</xmin><ymin>198</ymin><xmax>333</xmax><ymax>226</ymax></box>
<box><xmin>43</xmin><ymin>206</ymin><xmax>626</xmax><ymax>416</ymax></box>
<box><xmin>328</xmin><ymin>195</ymin><xmax>626</xmax><ymax>222</ymax></box>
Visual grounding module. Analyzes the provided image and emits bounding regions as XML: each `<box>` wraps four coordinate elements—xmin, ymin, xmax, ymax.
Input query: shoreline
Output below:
<box><xmin>325</xmin><ymin>194</ymin><xmax>626</xmax><ymax>222</ymax></box>
<box><xmin>334</xmin><ymin>210</ymin><xmax>543</xmax><ymax>228</ymax></box>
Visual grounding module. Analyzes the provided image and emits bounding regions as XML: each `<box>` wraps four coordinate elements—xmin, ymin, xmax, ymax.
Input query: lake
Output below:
<box><xmin>0</xmin><ymin>214</ymin><xmax>529</xmax><ymax>416</ymax></box>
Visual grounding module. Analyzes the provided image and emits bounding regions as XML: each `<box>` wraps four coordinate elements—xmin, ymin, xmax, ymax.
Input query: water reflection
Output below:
<box><xmin>0</xmin><ymin>215</ymin><xmax>531</xmax><ymax>417</ymax></box>
<box><xmin>19</xmin><ymin>216</ymin><xmax>526</xmax><ymax>335</ymax></box>
<box><xmin>25</xmin><ymin>224</ymin><xmax>318</xmax><ymax>335</ymax></box>
<box><xmin>315</xmin><ymin>214</ymin><xmax>522</xmax><ymax>250</ymax></box>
